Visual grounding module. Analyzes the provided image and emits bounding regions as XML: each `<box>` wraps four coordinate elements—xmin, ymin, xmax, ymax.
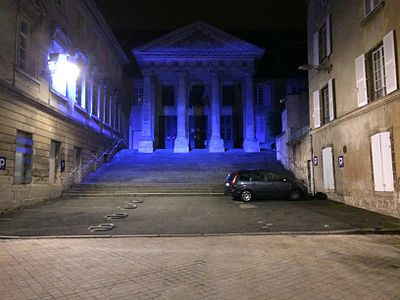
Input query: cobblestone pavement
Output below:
<box><xmin>0</xmin><ymin>235</ymin><xmax>399</xmax><ymax>299</ymax></box>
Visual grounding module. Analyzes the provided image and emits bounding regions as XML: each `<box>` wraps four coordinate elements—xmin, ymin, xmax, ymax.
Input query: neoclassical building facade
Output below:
<box><xmin>130</xmin><ymin>21</ymin><xmax>265</xmax><ymax>153</ymax></box>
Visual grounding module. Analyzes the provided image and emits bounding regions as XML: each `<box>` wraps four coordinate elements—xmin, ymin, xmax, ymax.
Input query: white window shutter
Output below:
<box><xmin>383</xmin><ymin>30</ymin><xmax>398</xmax><ymax>94</ymax></box>
<box><xmin>371</xmin><ymin>133</ymin><xmax>385</xmax><ymax>191</ymax></box>
<box><xmin>313</xmin><ymin>31</ymin><xmax>319</xmax><ymax>65</ymax></box>
<box><xmin>326</xmin><ymin>15</ymin><xmax>331</xmax><ymax>56</ymax></box>
<box><xmin>328</xmin><ymin>79</ymin><xmax>335</xmax><ymax>121</ymax></box>
<box><xmin>355</xmin><ymin>54</ymin><xmax>368</xmax><ymax>107</ymax></box>
<box><xmin>380</xmin><ymin>132</ymin><xmax>394</xmax><ymax>192</ymax></box>
<box><xmin>313</xmin><ymin>90</ymin><xmax>321</xmax><ymax>128</ymax></box>
<box><xmin>322</xmin><ymin>147</ymin><xmax>335</xmax><ymax>190</ymax></box>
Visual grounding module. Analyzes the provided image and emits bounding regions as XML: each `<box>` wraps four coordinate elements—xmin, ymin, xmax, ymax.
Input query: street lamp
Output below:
<box><xmin>48</xmin><ymin>52</ymin><xmax>80</xmax><ymax>80</ymax></box>
<box><xmin>298</xmin><ymin>64</ymin><xmax>332</xmax><ymax>72</ymax></box>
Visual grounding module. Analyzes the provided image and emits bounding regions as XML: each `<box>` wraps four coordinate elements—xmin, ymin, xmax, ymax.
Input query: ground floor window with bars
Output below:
<box><xmin>14</xmin><ymin>131</ymin><xmax>33</xmax><ymax>184</ymax></box>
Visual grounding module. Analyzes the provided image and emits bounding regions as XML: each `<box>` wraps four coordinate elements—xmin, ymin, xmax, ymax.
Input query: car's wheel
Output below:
<box><xmin>289</xmin><ymin>189</ymin><xmax>303</xmax><ymax>201</ymax></box>
<box><xmin>240</xmin><ymin>190</ymin><xmax>253</xmax><ymax>202</ymax></box>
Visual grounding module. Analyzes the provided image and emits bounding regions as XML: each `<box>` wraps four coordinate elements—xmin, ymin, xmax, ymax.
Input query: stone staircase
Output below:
<box><xmin>64</xmin><ymin>148</ymin><xmax>288</xmax><ymax>197</ymax></box>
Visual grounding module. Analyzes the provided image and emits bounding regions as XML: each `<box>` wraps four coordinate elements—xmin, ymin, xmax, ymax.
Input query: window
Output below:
<box><xmin>238</xmin><ymin>172</ymin><xmax>250</xmax><ymax>181</ymax></box>
<box><xmin>365</xmin><ymin>0</ymin><xmax>383</xmax><ymax>16</ymax></box>
<box><xmin>133</xmin><ymin>87</ymin><xmax>143</xmax><ymax>105</ymax></box>
<box><xmin>104</xmin><ymin>92</ymin><xmax>111</xmax><ymax>124</ymax></box>
<box><xmin>75</xmin><ymin>70</ymin><xmax>87</xmax><ymax>109</ymax></box>
<box><xmin>320</xmin><ymin>85</ymin><xmax>330</xmax><ymax>125</ymax></box>
<box><xmin>322</xmin><ymin>146</ymin><xmax>335</xmax><ymax>190</ymax></box>
<box><xmin>355</xmin><ymin>31</ymin><xmax>397</xmax><ymax>107</ymax></box>
<box><xmin>368</xmin><ymin>44</ymin><xmax>386</xmax><ymax>100</ymax></box>
<box><xmin>18</xmin><ymin>19</ymin><xmax>29</xmax><ymax>71</ymax></box>
<box><xmin>254</xmin><ymin>86</ymin><xmax>264</xmax><ymax>105</ymax></box>
<box><xmin>222</xmin><ymin>85</ymin><xmax>235</xmax><ymax>106</ymax></box>
<box><xmin>91</xmin><ymin>80</ymin><xmax>99</xmax><ymax>117</ymax></box>
<box><xmin>312</xmin><ymin>15</ymin><xmax>331</xmax><ymax>65</ymax></box>
<box><xmin>318</xmin><ymin>22</ymin><xmax>328</xmax><ymax>62</ymax></box>
<box><xmin>190</xmin><ymin>85</ymin><xmax>205</xmax><ymax>107</ymax></box>
<box><xmin>371</xmin><ymin>131</ymin><xmax>394</xmax><ymax>192</ymax></box>
<box><xmin>75</xmin><ymin>57</ymin><xmax>87</xmax><ymax>109</ymax></box>
<box><xmin>14</xmin><ymin>131</ymin><xmax>33</xmax><ymax>184</ymax></box>
<box><xmin>313</xmin><ymin>79</ymin><xmax>335</xmax><ymax>128</ymax></box>
<box><xmin>250</xmin><ymin>171</ymin><xmax>265</xmax><ymax>182</ymax></box>
<box><xmin>162</xmin><ymin>86</ymin><xmax>175</xmax><ymax>106</ymax></box>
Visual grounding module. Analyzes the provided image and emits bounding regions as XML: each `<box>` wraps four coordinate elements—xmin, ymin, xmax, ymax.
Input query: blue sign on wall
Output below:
<box><xmin>0</xmin><ymin>157</ymin><xmax>6</xmax><ymax>170</ymax></box>
<box><xmin>61</xmin><ymin>160</ymin><xmax>65</xmax><ymax>172</ymax></box>
<box><xmin>313</xmin><ymin>156</ymin><xmax>318</xmax><ymax>166</ymax></box>
<box><xmin>338</xmin><ymin>155</ymin><xmax>344</xmax><ymax>168</ymax></box>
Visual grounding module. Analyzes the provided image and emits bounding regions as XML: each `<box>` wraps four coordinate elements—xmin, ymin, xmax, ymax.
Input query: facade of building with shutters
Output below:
<box><xmin>0</xmin><ymin>0</ymin><xmax>129</xmax><ymax>212</ymax></box>
<box><xmin>129</xmin><ymin>21</ymin><xmax>266</xmax><ymax>153</ymax></box>
<box><xmin>308</xmin><ymin>0</ymin><xmax>400</xmax><ymax>218</ymax></box>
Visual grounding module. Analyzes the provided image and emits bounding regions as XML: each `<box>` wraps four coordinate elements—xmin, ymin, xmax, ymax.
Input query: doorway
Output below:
<box><xmin>49</xmin><ymin>140</ymin><xmax>61</xmax><ymax>184</ymax></box>
<box><xmin>159</xmin><ymin>115</ymin><xmax>177</xmax><ymax>149</ymax></box>
<box><xmin>221</xmin><ymin>116</ymin><xmax>233</xmax><ymax>149</ymax></box>
<box><xmin>189</xmin><ymin>116</ymin><xmax>207</xmax><ymax>149</ymax></box>
<box><xmin>73</xmin><ymin>147</ymin><xmax>81</xmax><ymax>184</ymax></box>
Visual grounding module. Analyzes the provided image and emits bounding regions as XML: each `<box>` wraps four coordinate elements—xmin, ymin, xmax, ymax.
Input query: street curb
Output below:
<box><xmin>1</xmin><ymin>228</ymin><xmax>400</xmax><ymax>239</ymax></box>
<box><xmin>63</xmin><ymin>192</ymin><xmax>225</xmax><ymax>197</ymax></box>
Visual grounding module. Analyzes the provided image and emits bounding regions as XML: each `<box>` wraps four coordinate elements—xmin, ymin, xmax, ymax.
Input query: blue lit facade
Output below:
<box><xmin>130</xmin><ymin>21</ymin><xmax>265</xmax><ymax>153</ymax></box>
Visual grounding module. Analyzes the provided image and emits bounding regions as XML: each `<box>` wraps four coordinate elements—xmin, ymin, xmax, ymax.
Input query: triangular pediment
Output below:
<box><xmin>133</xmin><ymin>21</ymin><xmax>264</xmax><ymax>57</ymax></box>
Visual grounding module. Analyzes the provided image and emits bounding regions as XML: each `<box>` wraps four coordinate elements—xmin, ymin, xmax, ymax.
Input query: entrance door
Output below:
<box><xmin>221</xmin><ymin>116</ymin><xmax>233</xmax><ymax>149</ymax></box>
<box><xmin>158</xmin><ymin>116</ymin><xmax>177</xmax><ymax>149</ymax></box>
<box><xmin>49</xmin><ymin>140</ymin><xmax>61</xmax><ymax>184</ymax></box>
<box><xmin>73</xmin><ymin>147</ymin><xmax>81</xmax><ymax>184</ymax></box>
<box><xmin>189</xmin><ymin>116</ymin><xmax>207</xmax><ymax>149</ymax></box>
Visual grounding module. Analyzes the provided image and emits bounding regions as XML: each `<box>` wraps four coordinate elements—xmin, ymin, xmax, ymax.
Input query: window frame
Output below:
<box><xmin>14</xmin><ymin>130</ymin><xmax>33</xmax><ymax>185</ymax></box>
<box><xmin>18</xmin><ymin>18</ymin><xmax>29</xmax><ymax>72</ymax></box>
<box><xmin>254</xmin><ymin>85</ymin><xmax>264</xmax><ymax>106</ymax></box>
<box><xmin>133</xmin><ymin>87</ymin><xmax>143</xmax><ymax>106</ymax></box>
<box><xmin>365</xmin><ymin>0</ymin><xmax>383</xmax><ymax>16</ymax></box>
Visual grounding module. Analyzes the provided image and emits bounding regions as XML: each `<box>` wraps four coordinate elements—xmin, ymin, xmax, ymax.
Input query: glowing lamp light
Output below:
<box><xmin>48</xmin><ymin>53</ymin><xmax>80</xmax><ymax>80</ymax></box>
<box><xmin>58</xmin><ymin>60</ymin><xmax>80</xmax><ymax>80</ymax></box>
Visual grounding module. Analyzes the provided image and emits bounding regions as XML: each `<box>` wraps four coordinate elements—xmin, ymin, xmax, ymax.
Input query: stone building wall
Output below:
<box><xmin>307</xmin><ymin>0</ymin><xmax>400</xmax><ymax>218</ymax></box>
<box><xmin>0</xmin><ymin>0</ymin><xmax>129</xmax><ymax>212</ymax></box>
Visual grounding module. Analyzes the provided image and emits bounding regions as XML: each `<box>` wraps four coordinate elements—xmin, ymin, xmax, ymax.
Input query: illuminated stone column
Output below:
<box><xmin>242</xmin><ymin>72</ymin><xmax>260</xmax><ymax>152</ymax></box>
<box><xmin>174</xmin><ymin>72</ymin><xmax>189</xmax><ymax>153</ymax></box>
<box><xmin>138</xmin><ymin>71</ymin><xmax>154</xmax><ymax>153</ymax></box>
<box><xmin>209</xmin><ymin>72</ymin><xmax>224</xmax><ymax>152</ymax></box>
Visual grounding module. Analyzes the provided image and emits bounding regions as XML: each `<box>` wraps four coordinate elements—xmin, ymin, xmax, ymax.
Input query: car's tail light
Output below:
<box><xmin>232</xmin><ymin>173</ymin><xmax>239</xmax><ymax>186</ymax></box>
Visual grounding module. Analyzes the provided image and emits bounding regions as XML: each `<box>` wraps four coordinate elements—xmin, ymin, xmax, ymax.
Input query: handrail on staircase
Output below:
<box><xmin>96</xmin><ymin>138</ymin><xmax>124</xmax><ymax>163</ymax></box>
<box><xmin>62</xmin><ymin>138</ymin><xmax>124</xmax><ymax>182</ymax></box>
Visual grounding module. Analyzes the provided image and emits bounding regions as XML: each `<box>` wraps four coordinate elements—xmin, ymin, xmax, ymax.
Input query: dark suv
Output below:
<box><xmin>229</xmin><ymin>170</ymin><xmax>307</xmax><ymax>202</ymax></box>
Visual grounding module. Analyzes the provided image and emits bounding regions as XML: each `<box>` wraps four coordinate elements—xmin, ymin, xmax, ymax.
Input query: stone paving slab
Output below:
<box><xmin>1</xmin><ymin>195</ymin><xmax>400</xmax><ymax>237</ymax></box>
<box><xmin>0</xmin><ymin>235</ymin><xmax>399</xmax><ymax>299</ymax></box>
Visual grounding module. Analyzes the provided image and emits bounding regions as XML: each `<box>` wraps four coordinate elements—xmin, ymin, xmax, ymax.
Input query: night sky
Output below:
<box><xmin>95</xmin><ymin>0</ymin><xmax>308</xmax><ymax>78</ymax></box>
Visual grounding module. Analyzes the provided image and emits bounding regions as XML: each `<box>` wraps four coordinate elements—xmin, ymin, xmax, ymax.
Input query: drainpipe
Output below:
<box><xmin>310</xmin><ymin>128</ymin><xmax>315</xmax><ymax>195</ymax></box>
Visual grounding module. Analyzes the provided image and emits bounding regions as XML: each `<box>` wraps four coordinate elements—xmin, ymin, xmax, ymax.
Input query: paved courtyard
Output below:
<box><xmin>0</xmin><ymin>235</ymin><xmax>399</xmax><ymax>299</ymax></box>
<box><xmin>1</xmin><ymin>195</ymin><xmax>400</xmax><ymax>236</ymax></box>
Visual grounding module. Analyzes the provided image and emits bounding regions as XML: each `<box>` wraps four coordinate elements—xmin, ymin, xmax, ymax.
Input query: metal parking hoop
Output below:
<box><xmin>105</xmin><ymin>212</ymin><xmax>128</xmax><ymax>220</ymax></box>
<box><xmin>88</xmin><ymin>223</ymin><xmax>115</xmax><ymax>232</ymax></box>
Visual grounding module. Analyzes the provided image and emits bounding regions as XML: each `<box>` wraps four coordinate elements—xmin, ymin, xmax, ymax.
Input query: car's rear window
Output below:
<box><xmin>238</xmin><ymin>172</ymin><xmax>250</xmax><ymax>181</ymax></box>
